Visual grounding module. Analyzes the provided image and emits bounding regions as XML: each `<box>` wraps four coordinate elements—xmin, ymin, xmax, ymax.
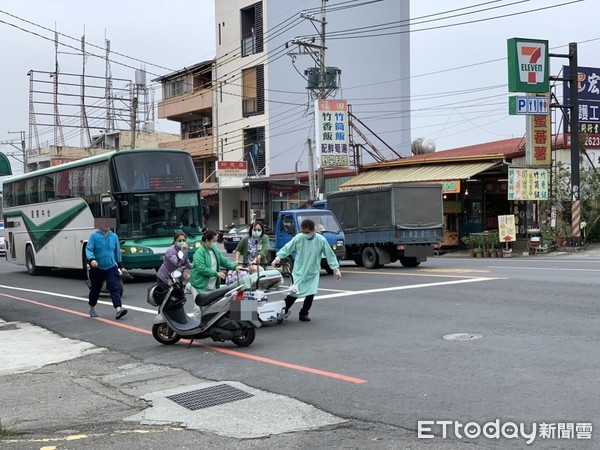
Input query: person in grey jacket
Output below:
<box><xmin>86</xmin><ymin>224</ymin><xmax>128</xmax><ymax>319</ymax></box>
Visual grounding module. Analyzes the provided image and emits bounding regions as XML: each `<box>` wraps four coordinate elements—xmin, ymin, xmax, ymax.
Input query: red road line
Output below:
<box><xmin>0</xmin><ymin>292</ymin><xmax>368</xmax><ymax>384</ymax></box>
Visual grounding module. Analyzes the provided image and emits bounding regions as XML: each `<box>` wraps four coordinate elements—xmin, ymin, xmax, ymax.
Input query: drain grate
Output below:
<box><xmin>166</xmin><ymin>384</ymin><xmax>254</xmax><ymax>411</ymax></box>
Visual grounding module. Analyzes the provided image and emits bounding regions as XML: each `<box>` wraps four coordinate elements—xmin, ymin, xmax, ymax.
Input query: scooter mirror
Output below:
<box><xmin>171</xmin><ymin>270</ymin><xmax>182</xmax><ymax>280</ymax></box>
<box><xmin>177</xmin><ymin>250</ymin><xmax>184</xmax><ymax>259</ymax></box>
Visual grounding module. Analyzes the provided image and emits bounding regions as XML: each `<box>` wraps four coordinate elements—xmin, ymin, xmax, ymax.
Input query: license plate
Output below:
<box><xmin>233</xmin><ymin>237</ymin><xmax>240</xmax><ymax>242</ymax></box>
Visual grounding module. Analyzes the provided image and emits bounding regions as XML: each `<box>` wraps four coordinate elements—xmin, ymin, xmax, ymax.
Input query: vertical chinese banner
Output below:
<box><xmin>530</xmin><ymin>113</ymin><xmax>551</xmax><ymax>166</ymax></box>
<box><xmin>508</xmin><ymin>168</ymin><xmax>549</xmax><ymax>200</ymax></box>
<box><xmin>315</xmin><ymin>99</ymin><xmax>350</xmax><ymax>167</ymax></box>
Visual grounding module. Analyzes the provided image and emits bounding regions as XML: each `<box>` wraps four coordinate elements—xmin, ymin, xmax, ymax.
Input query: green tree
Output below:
<box><xmin>542</xmin><ymin>155</ymin><xmax>600</xmax><ymax>243</ymax></box>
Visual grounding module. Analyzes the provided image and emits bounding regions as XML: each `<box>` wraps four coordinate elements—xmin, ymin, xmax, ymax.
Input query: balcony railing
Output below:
<box><xmin>241</xmin><ymin>35</ymin><xmax>256</xmax><ymax>57</ymax></box>
<box><xmin>157</xmin><ymin>88</ymin><xmax>213</xmax><ymax>120</ymax></box>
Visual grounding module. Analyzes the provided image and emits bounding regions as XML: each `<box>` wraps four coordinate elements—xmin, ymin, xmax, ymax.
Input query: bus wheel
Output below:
<box><xmin>26</xmin><ymin>246</ymin><xmax>40</xmax><ymax>276</ymax></box>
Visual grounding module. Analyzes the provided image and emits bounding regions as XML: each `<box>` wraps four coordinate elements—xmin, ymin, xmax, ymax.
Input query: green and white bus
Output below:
<box><xmin>2</xmin><ymin>148</ymin><xmax>205</xmax><ymax>275</ymax></box>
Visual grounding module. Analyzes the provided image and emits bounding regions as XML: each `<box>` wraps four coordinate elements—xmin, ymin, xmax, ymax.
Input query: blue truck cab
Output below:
<box><xmin>268</xmin><ymin>209</ymin><xmax>345</xmax><ymax>274</ymax></box>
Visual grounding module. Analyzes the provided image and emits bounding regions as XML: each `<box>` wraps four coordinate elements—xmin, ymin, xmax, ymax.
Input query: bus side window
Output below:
<box><xmin>55</xmin><ymin>171</ymin><xmax>71</xmax><ymax>199</ymax></box>
<box><xmin>16</xmin><ymin>180</ymin><xmax>27</xmax><ymax>206</ymax></box>
<box><xmin>25</xmin><ymin>178</ymin><xmax>39</xmax><ymax>204</ymax></box>
<box><xmin>39</xmin><ymin>175</ymin><xmax>55</xmax><ymax>202</ymax></box>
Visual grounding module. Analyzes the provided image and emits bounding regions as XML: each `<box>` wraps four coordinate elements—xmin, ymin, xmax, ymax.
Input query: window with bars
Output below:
<box><xmin>243</xmin><ymin>127</ymin><xmax>265</xmax><ymax>176</ymax></box>
<box><xmin>241</xmin><ymin>2</ymin><xmax>263</xmax><ymax>57</ymax></box>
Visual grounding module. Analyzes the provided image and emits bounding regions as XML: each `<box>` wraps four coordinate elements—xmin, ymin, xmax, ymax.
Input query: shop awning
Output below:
<box><xmin>339</xmin><ymin>161</ymin><xmax>500</xmax><ymax>189</ymax></box>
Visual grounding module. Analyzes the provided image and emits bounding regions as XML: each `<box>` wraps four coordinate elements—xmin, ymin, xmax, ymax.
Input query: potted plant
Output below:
<box><xmin>494</xmin><ymin>240</ymin><xmax>503</xmax><ymax>257</ymax></box>
<box><xmin>473</xmin><ymin>247</ymin><xmax>483</xmax><ymax>258</ymax></box>
<box><xmin>461</xmin><ymin>236</ymin><xmax>477</xmax><ymax>257</ymax></box>
<box><xmin>471</xmin><ymin>234</ymin><xmax>486</xmax><ymax>258</ymax></box>
<box><xmin>482</xmin><ymin>232</ymin><xmax>496</xmax><ymax>258</ymax></box>
<box><xmin>483</xmin><ymin>231</ymin><xmax>499</xmax><ymax>257</ymax></box>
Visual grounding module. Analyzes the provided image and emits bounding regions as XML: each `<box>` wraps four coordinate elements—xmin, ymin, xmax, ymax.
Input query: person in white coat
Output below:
<box><xmin>272</xmin><ymin>219</ymin><xmax>341</xmax><ymax>321</ymax></box>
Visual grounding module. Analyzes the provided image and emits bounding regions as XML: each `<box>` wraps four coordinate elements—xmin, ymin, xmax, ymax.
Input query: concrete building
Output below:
<box><xmin>25</xmin><ymin>130</ymin><xmax>179</xmax><ymax>172</ymax></box>
<box><xmin>152</xmin><ymin>60</ymin><xmax>220</xmax><ymax>229</ymax></box>
<box><xmin>154</xmin><ymin>1</ymin><xmax>406</xmax><ymax>228</ymax></box>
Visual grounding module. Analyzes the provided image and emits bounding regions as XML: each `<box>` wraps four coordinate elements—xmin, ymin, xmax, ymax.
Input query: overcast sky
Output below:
<box><xmin>0</xmin><ymin>0</ymin><xmax>596</xmax><ymax>178</ymax></box>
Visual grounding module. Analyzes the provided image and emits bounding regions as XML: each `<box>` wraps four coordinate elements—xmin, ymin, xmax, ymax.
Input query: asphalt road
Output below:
<box><xmin>1</xmin><ymin>249</ymin><xmax>600</xmax><ymax>448</ymax></box>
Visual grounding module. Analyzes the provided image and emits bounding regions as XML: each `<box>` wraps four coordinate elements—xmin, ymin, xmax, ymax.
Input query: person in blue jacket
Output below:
<box><xmin>86</xmin><ymin>224</ymin><xmax>129</xmax><ymax>319</ymax></box>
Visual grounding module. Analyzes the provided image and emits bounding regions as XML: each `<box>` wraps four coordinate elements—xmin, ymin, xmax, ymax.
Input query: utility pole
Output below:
<box><xmin>318</xmin><ymin>0</ymin><xmax>326</xmax><ymax>100</ymax></box>
<box><xmin>130</xmin><ymin>89</ymin><xmax>138</xmax><ymax>150</ymax></box>
<box><xmin>307</xmin><ymin>138</ymin><xmax>316</xmax><ymax>199</ymax></box>
<box><xmin>53</xmin><ymin>30</ymin><xmax>65</xmax><ymax>147</ymax></box>
<box><xmin>105</xmin><ymin>39</ymin><xmax>115</xmax><ymax>133</ymax></box>
<box><xmin>288</xmin><ymin>0</ymin><xmax>329</xmax><ymax>200</ymax></box>
<box><xmin>550</xmin><ymin>42</ymin><xmax>580</xmax><ymax>245</ymax></box>
<box><xmin>568</xmin><ymin>43</ymin><xmax>581</xmax><ymax>246</ymax></box>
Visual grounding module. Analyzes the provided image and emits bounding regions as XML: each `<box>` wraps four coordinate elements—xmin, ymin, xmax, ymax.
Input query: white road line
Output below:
<box><xmin>487</xmin><ymin>265</ymin><xmax>600</xmax><ymax>272</ymax></box>
<box><xmin>317</xmin><ymin>288</ymin><xmax>353</xmax><ymax>293</ymax></box>
<box><xmin>0</xmin><ymin>277</ymin><xmax>498</xmax><ymax>315</ymax></box>
<box><xmin>314</xmin><ymin>277</ymin><xmax>498</xmax><ymax>300</ymax></box>
<box><xmin>0</xmin><ymin>284</ymin><xmax>158</xmax><ymax>314</ymax></box>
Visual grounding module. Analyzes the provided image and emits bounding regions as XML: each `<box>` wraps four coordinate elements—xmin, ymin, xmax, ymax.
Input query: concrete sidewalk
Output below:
<box><xmin>437</xmin><ymin>242</ymin><xmax>600</xmax><ymax>259</ymax></box>
<box><xmin>0</xmin><ymin>318</ymin><xmax>463</xmax><ymax>449</ymax></box>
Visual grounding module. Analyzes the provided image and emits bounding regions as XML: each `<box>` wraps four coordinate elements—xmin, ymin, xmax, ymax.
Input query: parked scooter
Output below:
<box><xmin>148</xmin><ymin>261</ymin><xmax>262</xmax><ymax>347</ymax></box>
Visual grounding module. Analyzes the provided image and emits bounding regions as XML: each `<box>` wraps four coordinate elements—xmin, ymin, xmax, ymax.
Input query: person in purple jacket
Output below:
<box><xmin>86</xmin><ymin>224</ymin><xmax>129</xmax><ymax>319</ymax></box>
<box><xmin>156</xmin><ymin>232</ymin><xmax>192</xmax><ymax>287</ymax></box>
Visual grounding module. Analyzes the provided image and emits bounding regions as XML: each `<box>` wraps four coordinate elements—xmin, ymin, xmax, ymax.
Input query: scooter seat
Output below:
<box><xmin>195</xmin><ymin>283</ymin><xmax>235</xmax><ymax>307</ymax></box>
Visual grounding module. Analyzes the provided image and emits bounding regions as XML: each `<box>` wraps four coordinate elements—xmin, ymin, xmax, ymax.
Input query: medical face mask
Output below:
<box><xmin>176</xmin><ymin>241</ymin><xmax>186</xmax><ymax>249</ymax></box>
<box><xmin>303</xmin><ymin>232</ymin><xmax>315</xmax><ymax>240</ymax></box>
<box><xmin>252</xmin><ymin>230</ymin><xmax>262</xmax><ymax>238</ymax></box>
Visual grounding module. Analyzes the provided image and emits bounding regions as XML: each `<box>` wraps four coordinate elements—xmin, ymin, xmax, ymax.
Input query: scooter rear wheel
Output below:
<box><xmin>231</xmin><ymin>327</ymin><xmax>256</xmax><ymax>347</ymax></box>
<box><xmin>152</xmin><ymin>323</ymin><xmax>181</xmax><ymax>345</ymax></box>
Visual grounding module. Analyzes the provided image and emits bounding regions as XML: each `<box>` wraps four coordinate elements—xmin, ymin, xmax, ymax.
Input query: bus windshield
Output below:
<box><xmin>114</xmin><ymin>191</ymin><xmax>203</xmax><ymax>239</ymax></box>
<box><xmin>113</xmin><ymin>151</ymin><xmax>198</xmax><ymax>192</ymax></box>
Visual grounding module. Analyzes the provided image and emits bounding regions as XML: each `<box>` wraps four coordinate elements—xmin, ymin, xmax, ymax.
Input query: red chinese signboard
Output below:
<box><xmin>529</xmin><ymin>114</ymin><xmax>551</xmax><ymax>166</ymax></box>
<box><xmin>217</xmin><ymin>161</ymin><xmax>248</xmax><ymax>178</ymax></box>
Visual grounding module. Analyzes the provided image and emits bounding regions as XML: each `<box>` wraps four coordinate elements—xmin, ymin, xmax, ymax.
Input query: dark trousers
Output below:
<box><xmin>285</xmin><ymin>294</ymin><xmax>314</xmax><ymax>315</ymax></box>
<box><xmin>88</xmin><ymin>266</ymin><xmax>122</xmax><ymax>308</ymax></box>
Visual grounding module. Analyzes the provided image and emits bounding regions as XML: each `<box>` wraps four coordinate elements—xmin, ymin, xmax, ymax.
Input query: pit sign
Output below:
<box><xmin>509</xmin><ymin>95</ymin><xmax>549</xmax><ymax>115</ymax></box>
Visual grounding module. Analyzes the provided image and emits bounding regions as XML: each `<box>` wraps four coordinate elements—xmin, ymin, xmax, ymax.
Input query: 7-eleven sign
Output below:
<box><xmin>508</xmin><ymin>38</ymin><xmax>549</xmax><ymax>93</ymax></box>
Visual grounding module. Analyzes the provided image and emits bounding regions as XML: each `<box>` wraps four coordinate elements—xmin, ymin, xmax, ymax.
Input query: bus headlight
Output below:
<box><xmin>195</xmin><ymin>241</ymin><xmax>202</xmax><ymax>248</ymax></box>
<box><xmin>123</xmin><ymin>246</ymin><xmax>153</xmax><ymax>254</ymax></box>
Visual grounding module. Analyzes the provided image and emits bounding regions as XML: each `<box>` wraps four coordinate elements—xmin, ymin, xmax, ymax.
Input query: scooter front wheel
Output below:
<box><xmin>231</xmin><ymin>327</ymin><xmax>256</xmax><ymax>347</ymax></box>
<box><xmin>152</xmin><ymin>323</ymin><xmax>181</xmax><ymax>345</ymax></box>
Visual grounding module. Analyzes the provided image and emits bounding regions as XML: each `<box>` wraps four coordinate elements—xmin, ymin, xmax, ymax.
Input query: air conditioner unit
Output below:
<box><xmin>251</xmin><ymin>209</ymin><xmax>266</xmax><ymax>219</ymax></box>
<box><xmin>202</xmin><ymin>117</ymin><xmax>211</xmax><ymax>126</ymax></box>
